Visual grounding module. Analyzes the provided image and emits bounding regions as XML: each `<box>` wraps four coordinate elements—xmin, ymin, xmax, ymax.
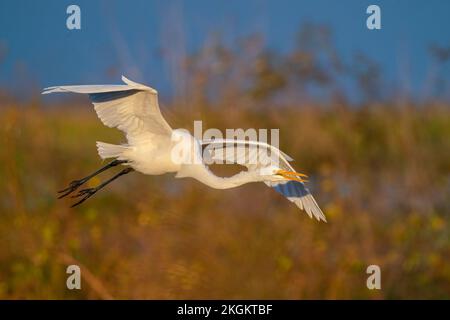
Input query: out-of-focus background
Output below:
<box><xmin>0</xmin><ymin>0</ymin><xmax>449</xmax><ymax>299</ymax></box>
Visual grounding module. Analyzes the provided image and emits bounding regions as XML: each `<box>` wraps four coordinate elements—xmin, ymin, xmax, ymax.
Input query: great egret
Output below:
<box><xmin>43</xmin><ymin>76</ymin><xmax>326</xmax><ymax>222</ymax></box>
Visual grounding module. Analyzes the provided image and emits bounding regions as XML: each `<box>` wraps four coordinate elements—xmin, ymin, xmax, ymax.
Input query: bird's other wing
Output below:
<box><xmin>42</xmin><ymin>76</ymin><xmax>172</xmax><ymax>143</ymax></box>
<box><xmin>202</xmin><ymin>139</ymin><xmax>293</xmax><ymax>170</ymax></box>
<box><xmin>202</xmin><ymin>139</ymin><xmax>326</xmax><ymax>222</ymax></box>
<box><xmin>266</xmin><ymin>180</ymin><xmax>326</xmax><ymax>222</ymax></box>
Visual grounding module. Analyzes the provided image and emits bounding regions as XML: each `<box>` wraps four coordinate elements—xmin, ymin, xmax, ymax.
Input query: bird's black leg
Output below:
<box><xmin>70</xmin><ymin>167</ymin><xmax>134</xmax><ymax>207</ymax></box>
<box><xmin>58</xmin><ymin>159</ymin><xmax>128</xmax><ymax>199</ymax></box>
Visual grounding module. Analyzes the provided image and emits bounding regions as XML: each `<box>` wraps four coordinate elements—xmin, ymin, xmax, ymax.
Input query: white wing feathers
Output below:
<box><xmin>267</xmin><ymin>180</ymin><xmax>326</xmax><ymax>222</ymax></box>
<box><xmin>203</xmin><ymin>139</ymin><xmax>326</xmax><ymax>222</ymax></box>
<box><xmin>42</xmin><ymin>76</ymin><xmax>172</xmax><ymax>142</ymax></box>
<box><xmin>203</xmin><ymin>139</ymin><xmax>293</xmax><ymax>167</ymax></box>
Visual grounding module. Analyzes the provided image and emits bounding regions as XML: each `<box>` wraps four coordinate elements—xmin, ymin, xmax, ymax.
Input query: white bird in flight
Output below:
<box><xmin>43</xmin><ymin>76</ymin><xmax>326</xmax><ymax>222</ymax></box>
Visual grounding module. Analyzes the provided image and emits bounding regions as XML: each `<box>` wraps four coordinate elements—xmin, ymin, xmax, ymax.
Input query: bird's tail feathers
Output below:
<box><xmin>96</xmin><ymin>142</ymin><xmax>130</xmax><ymax>160</ymax></box>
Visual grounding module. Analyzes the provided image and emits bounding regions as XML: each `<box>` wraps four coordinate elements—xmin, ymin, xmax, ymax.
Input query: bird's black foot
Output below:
<box><xmin>57</xmin><ymin>160</ymin><xmax>128</xmax><ymax>200</ymax></box>
<box><xmin>58</xmin><ymin>165</ymin><xmax>134</xmax><ymax>208</ymax></box>
<box><xmin>70</xmin><ymin>187</ymin><xmax>99</xmax><ymax>207</ymax></box>
<box><xmin>57</xmin><ymin>179</ymin><xmax>88</xmax><ymax>199</ymax></box>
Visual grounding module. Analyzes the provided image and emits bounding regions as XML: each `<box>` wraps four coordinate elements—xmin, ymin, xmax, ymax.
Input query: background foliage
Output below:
<box><xmin>0</xmin><ymin>25</ymin><xmax>449</xmax><ymax>299</ymax></box>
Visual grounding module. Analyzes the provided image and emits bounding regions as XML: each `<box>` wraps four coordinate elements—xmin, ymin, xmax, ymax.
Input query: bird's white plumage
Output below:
<box><xmin>43</xmin><ymin>76</ymin><xmax>172</xmax><ymax>143</ymax></box>
<box><xmin>43</xmin><ymin>76</ymin><xmax>326</xmax><ymax>222</ymax></box>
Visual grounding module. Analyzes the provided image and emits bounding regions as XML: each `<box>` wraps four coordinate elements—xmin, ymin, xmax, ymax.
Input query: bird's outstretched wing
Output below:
<box><xmin>42</xmin><ymin>76</ymin><xmax>172</xmax><ymax>143</ymax></box>
<box><xmin>202</xmin><ymin>139</ymin><xmax>326</xmax><ymax>222</ymax></box>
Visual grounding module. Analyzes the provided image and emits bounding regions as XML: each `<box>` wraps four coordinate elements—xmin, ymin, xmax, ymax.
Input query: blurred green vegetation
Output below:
<box><xmin>0</xmin><ymin>99</ymin><xmax>449</xmax><ymax>299</ymax></box>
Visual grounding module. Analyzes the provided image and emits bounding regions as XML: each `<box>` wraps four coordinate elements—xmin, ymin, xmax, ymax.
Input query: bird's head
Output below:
<box><xmin>259</xmin><ymin>166</ymin><xmax>308</xmax><ymax>183</ymax></box>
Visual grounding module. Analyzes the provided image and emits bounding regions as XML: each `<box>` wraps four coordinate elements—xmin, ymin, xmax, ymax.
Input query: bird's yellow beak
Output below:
<box><xmin>276</xmin><ymin>169</ymin><xmax>308</xmax><ymax>183</ymax></box>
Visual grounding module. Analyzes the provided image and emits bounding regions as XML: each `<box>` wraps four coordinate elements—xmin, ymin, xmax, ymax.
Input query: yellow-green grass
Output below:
<box><xmin>0</xmin><ymin>100</ymin><xmax>449</xmax><ymax>299</ymax></box>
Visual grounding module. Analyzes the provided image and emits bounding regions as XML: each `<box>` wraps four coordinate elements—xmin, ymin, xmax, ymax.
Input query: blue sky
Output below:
<box><xmin>0</xmin><ymin>0</ymin><xmax>449</xmax><ymax>100</ymax></box>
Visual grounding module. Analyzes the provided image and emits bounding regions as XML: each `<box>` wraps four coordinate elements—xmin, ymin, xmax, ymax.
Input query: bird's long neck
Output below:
<box><xmin>172</xmin><ymin>132</ymin><xmax>262</xmax><ymax>189</ymax></box>
<box><xmin>176</xmin><ymin>164</ymin><xmax>260</xmax><ymax>190</ymax></box>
